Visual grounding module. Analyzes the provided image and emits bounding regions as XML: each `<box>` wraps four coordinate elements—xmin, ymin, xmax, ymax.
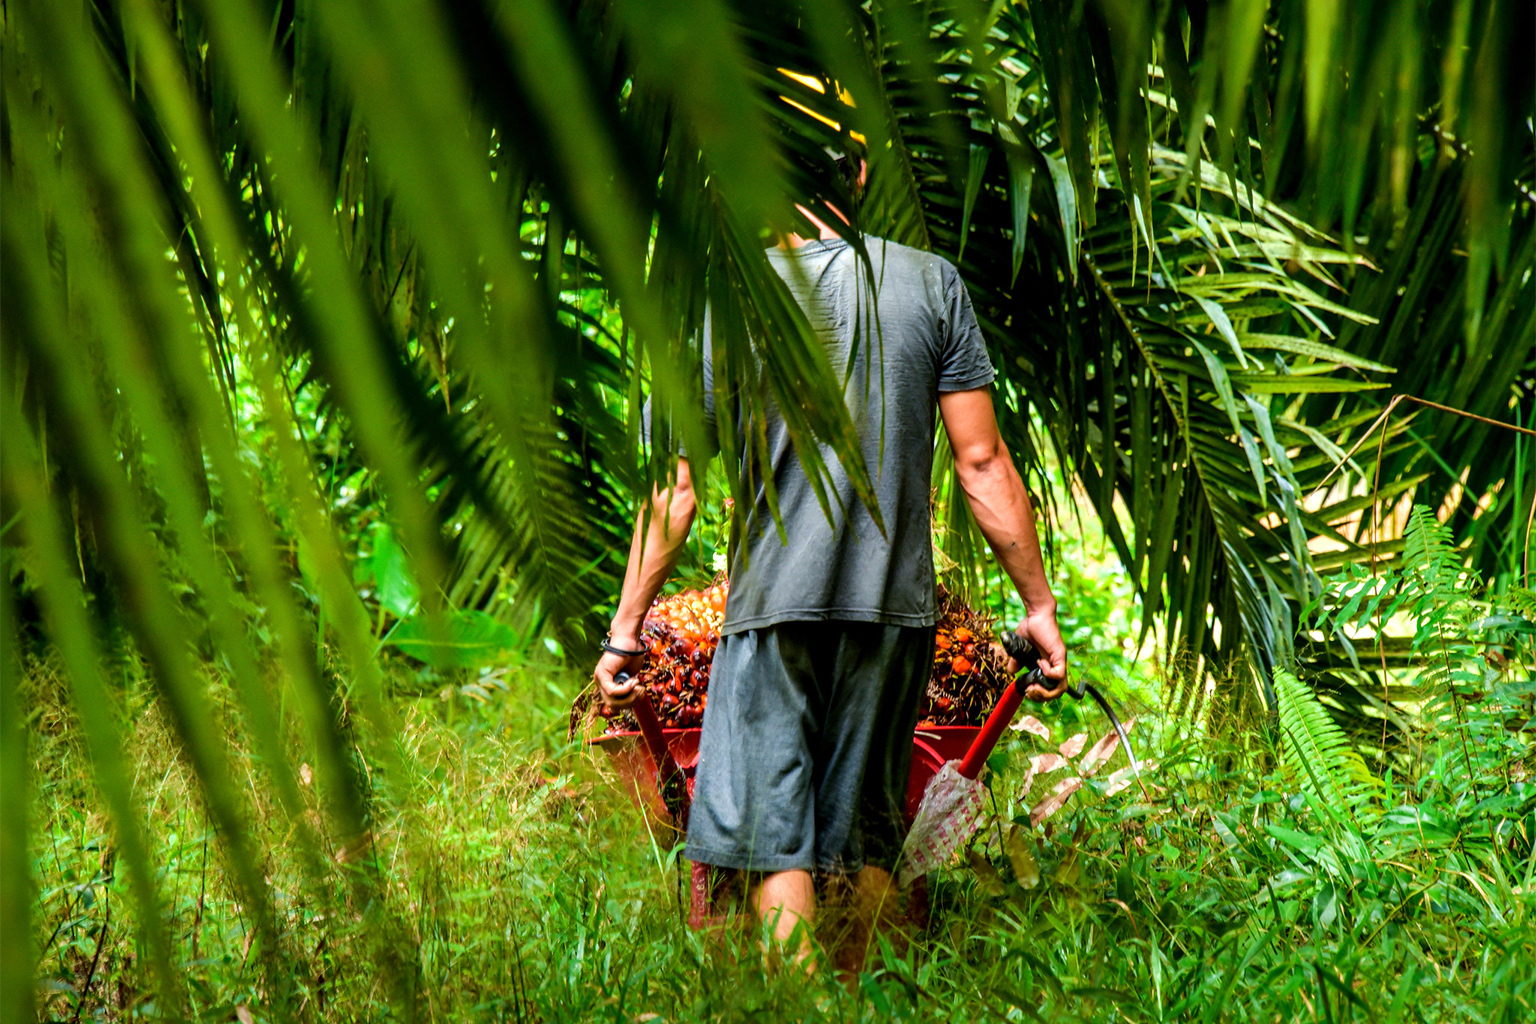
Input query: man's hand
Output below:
<box><xmin>594</xmin><ymin>639</ymin><xmax>646</xmax><ymax>708</ymax></box>
<box><xmin>1010</xmin><ymin>607</ymin><xmax>1069</xmax><ymax>702</ymax></box>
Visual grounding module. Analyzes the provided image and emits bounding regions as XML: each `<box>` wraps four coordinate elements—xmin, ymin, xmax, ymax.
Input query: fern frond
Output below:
<box><xmin>1499</xmin><ymin>587</ymin><xmax>1536</xmax><ymax>624</ymax></box>
<box><xmin>1403</xmin><ymin>505</ymin><xmax>1461</xmax><ymax>597</ymax></box>
<box><xmin>1274</xmin><ymin>669</ymin><xmax>1379</xmax><ymax>817</ymax></box>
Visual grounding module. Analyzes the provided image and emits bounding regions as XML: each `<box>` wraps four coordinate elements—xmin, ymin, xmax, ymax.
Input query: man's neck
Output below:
<box><xmin>779</xmin><ymin>203</ymin><xmax>848</xmax><ymax>249</ymax></box>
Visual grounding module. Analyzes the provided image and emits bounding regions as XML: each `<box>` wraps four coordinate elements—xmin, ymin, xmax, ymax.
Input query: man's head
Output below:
<box><xmin>829</xmin><ymin>147</ymin><xmax>866</xmax><ymax>204</ymax></box>
<box><xmin>780</xmin><ymin>140</ymin><xmax>867</xmax><ymax>245</ymax></box>
<box><xmin>816</xmin><ymin>145</ymin><xmax>867</xmax><ymax>227</ymax></box>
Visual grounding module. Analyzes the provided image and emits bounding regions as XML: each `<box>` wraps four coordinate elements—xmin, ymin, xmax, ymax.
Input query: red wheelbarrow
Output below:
<box><xmin>590</xmin><ymin>650</ymin><xmax>1046</xmax><ymax>928</ymax></box>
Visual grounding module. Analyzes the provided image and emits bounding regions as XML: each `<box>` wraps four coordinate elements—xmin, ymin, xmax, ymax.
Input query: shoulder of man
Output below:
<box><xmin>859</xmin><ymin>236</ymin><xmax>966</xmax><ymax>291</ymax></box>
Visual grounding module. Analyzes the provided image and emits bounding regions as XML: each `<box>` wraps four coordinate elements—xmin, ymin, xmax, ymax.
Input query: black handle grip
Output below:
<box><xmin>999</xmin><ymin>630</ymin><xmax>1085</xmax><ymax>698</ymax></box>
<box><xmin>998</xmin><ymin>630</ymin><xmax>1048</xmax><ymax>690</ymax></box>
<box><xmin>998</xmin><ymin>631</ymin><xmax>1039</xmax><ymax>670</ymax></box>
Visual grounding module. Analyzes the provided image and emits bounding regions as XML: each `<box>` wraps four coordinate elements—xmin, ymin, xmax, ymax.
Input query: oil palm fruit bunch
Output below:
<box><xmin>599</xmin><ymin>578</ymin><xmax>729</xmax><ymax>730</ymax></box>
<box><xmin>593</xmin><ymin>578</ymin><xmax>1007</xmax><ymax>732</ymax></box>
<box><xmin>920</xmin><ymin>585</ymin><xmax>1010</xmax><ymax>727</ymax></box>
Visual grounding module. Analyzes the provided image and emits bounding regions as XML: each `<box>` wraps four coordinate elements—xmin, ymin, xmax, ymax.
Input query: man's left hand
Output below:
<box><xmin>594</xmin><ymin>641</ymin><xmax>646</xmax><ymax>708</ymax></box>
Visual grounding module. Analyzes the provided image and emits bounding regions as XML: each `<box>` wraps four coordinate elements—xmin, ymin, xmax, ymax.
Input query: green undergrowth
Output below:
<box><xmin>26</xmin><ymin>645</ymin><xmax>1534</xmax><ymax>1023</ymax></box>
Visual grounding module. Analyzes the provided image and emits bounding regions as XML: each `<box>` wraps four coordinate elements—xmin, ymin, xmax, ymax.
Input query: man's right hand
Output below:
<box><xmin>594</xmin><ymin>641</ymin><xmax>646</xmax><ymax>708</ymax></box>
<box><xmin>1012</xmin><ymin>607</ymin><xmax>1069</xmax><ymax>703</ymax></box>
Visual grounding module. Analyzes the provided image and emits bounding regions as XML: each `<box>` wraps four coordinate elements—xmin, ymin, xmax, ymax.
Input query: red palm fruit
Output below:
<box><xmin>952</xmin><ymin>655</ymin><xmax>974</xmax><ymax>675</ymax></box>
<box><xmin>935</xmin><ymin>696</ymin><xmax>953</xmax><ymax>711</ymax></box>
<box><xmin>953</xmin><ymin>627</ymin><xmax>973</xmax><ymax>642</ymax></box>
<box><xmin>934</xmin><ymin>633</ymin><xmax>953</xmax><ymax>651</ymax></box>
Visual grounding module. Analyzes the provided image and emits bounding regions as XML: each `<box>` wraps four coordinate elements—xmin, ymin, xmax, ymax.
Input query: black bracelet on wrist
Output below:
<box><xmin>600</xmin><ymin>638</ymin><xmax>647</xmax><ymax>658</ymax></box>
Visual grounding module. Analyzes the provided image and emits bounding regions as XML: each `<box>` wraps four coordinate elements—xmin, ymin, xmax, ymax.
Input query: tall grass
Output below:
<box><xmin>27</xmin><ymin>626</ymin><xmax>1532</xmax><ymax>1023</ymax></box>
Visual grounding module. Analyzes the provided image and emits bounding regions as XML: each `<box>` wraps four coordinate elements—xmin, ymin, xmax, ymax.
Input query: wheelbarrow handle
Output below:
<box><xmin>957</xmin><ymin>636</ymin><xmax>1042</xmax><ymax>780</ymax></box>
<box><xmin>615</xmin><ymin>673</ymin><xmax>690</xmax><ymax>823</ymax></box>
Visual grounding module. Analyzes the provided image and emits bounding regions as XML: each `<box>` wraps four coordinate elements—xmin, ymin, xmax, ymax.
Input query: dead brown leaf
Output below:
<box><xmin>1078</xmin><ymin>731</ymin><xmax>1120</xmax><ymax>775</ymax></box>
<box><xmin>1011</xmin><ymin>715</ymin><xmax>1050</xmax><ymax>739</ymax></box>
<box><xmin>1020</xmin><ymin>751</ymin><xmax>1068</xmax><ymax>797</ymax></box>
<box><xmin>1030</xmin><ymin>776</ymin><xmax>1083</xmax><ymax>826</ymax></box>
<box><xmin>1030</xmin><ymin>752</ymin><xmax>1068</xmax><ymax>774</ymax></box>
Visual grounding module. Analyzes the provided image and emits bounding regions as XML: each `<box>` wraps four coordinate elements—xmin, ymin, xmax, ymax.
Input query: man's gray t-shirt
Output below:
<box><xmin>685</xmin><ymin>236</ymin><xmax>995</xmax><ymax>635</ymax></box>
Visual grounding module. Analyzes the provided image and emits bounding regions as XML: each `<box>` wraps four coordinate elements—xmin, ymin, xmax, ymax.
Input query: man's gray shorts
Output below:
<box><xmin>684</xmin><ymin>621</ymin><xmax>933</xmax><ymax>874</ymax></box>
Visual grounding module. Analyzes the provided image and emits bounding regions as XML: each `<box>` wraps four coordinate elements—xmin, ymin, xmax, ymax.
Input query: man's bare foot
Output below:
<box><xmin>829</xmin><ymin>866</ymin><xmax>902</xmax><ymax>982</ymax></box>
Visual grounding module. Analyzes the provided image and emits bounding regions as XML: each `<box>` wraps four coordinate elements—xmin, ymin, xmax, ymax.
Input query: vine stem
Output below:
<box><xmin>1310</xmin><ymin>392</ymin><xmax>1534</xmax><ymax>498</ymax></box>
<box><xmin>1369</xmin><ymin>399</ymin><xmax>1401</xmax><ymax>759</ymax></box>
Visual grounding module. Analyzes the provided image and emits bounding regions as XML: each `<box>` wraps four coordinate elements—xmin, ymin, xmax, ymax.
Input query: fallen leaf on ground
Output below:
<box><xmin>1104</xmin><ymin>761</ymin><xmax>1160</xmax><ymax>796</ymax></box>
<box><xmin>1011</xmin><ymin>715</ymin><xmax>1050</xmax><ymax>738</ymax></box>
<box><xmin>236</xmin><ymin>1007</ymin><xmax>254</xmax><ymax>1024</ymax></box>
<box><xmin>1031</xmin><ymin>776</ymin><xmax>1083</xmax><ymax>825</ymax></box>
<box><xmin>1031</xmin><ymin>752</ymin><xmax>1068</xmax><ymax>774</ymax></box>
<box><xmin>1005</xmin><ymin>825</ymin><xmax>1040</xmax><ymax>888</ymax></box>
<box><xmin>1058</xmin><ymin>732</ymin><xmax>1087</xmax><ymax>758</ymax></box>
<box><xmin>1079</xmin><ymin>731</ymin><xmax>1120</xmax><ymax>775</ymax></box>
<box><xmin>1020</xmin><ymin>751</ymin><xmax>1069</xmax><ymax>797</ymax></box>
<box><xmin>966</xmin><ymin>849</ymin><xmax>1006</xmax><ymax>896</ymax></box>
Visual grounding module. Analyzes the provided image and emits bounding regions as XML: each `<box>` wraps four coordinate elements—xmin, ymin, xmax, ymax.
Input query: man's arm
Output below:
<box><xmin>593</xmin><ymin>458</ymin><xmax>698</xmax><ymax>707</ymax></box>
<box><xmin>937</xmin><ymin>388</ymin><xmax>1068</xmax><ymax>699</ymax></box>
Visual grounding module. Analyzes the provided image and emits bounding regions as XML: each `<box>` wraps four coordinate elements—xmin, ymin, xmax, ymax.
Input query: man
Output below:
<box><xmin>593</xmin><ymin>160</ymin><xmax>1067</xmax><ymax>960</ymax></box>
